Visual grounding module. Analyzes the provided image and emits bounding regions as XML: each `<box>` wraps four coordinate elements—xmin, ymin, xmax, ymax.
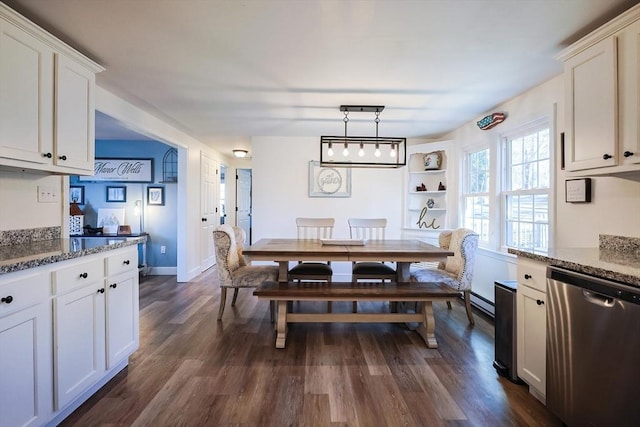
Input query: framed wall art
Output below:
<box><xmin>78</xmin><ymin>158</ymin><xmax>154</xmax><ymax>182</ymax></box>
<box><xmin>308</xmin><ymin>161</ymin><xmax>351</xmax><ymax>198</ymax></box>
<box><xmin>106</xmin><ymin>186</ymin><xmax>127</xmax><ymax>202</ymax></box>
<box><xmin>147</xmin><ymin>186</ymin><xmax>165</xmax><ymax>205</ymax></box>
<box><xmin>565</xmin><ymin>178</ymin><xmax>591</xmax><ymax>203</ymax></box>
<box><xmin>69</xmin><ymin>185</ymin><xmax>85</xmax><ymax>204</ymax></box>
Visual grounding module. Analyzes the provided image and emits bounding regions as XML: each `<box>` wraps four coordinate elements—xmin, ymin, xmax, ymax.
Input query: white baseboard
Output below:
<box><xmin>148</xmin><ymin>266</ymin><xmax>177</xmax><ymax>275</ymax></box>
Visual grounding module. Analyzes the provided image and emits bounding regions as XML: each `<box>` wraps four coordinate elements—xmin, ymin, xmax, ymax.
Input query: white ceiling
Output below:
<box><xmin>5</xmin><ymin>0</ymin><xmax>639</xmax><ymax>156</ymax></box>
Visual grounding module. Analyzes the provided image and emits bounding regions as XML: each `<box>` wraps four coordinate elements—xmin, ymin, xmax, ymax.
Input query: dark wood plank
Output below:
<box><xmin>59</xmin><ymin>268</ymin><xmax>562</xmax><ymax>427</ymax></box>
<box><xmin>254</xmin><ymin>280</ymin><xmax>461</xmax><ymax>299</ymax></box>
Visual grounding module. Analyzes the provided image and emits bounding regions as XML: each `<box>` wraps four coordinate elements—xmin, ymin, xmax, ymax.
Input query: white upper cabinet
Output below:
<box><xmin>0</xmin><ymin>18</ymin><xmax>54</xmax><ymax>165</ymax></box>
<box><xmin>0</xmin><ymin>3</ymin><xmax>103</xmax><ymax>175</ymax></box>
<box><xmin>558</xmin><ymin>4</ymin><xmax>640</xmax><ymax>175</ymax></box>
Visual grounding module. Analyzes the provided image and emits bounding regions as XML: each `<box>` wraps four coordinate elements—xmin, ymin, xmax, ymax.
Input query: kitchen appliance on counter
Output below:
<box><xmin>547</xmin><ymin>266</ymin><xmax>640</xmax><ymax>426</ymax></box>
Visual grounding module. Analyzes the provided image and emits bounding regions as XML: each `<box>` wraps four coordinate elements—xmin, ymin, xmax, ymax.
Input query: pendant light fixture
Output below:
<box><xmin>320</xmin><ymin>105</ymin><xmax>406</xmax><ymax>168</ymax></box>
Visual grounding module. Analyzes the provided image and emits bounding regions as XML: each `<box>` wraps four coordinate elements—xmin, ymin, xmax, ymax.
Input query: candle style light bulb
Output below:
<box><xmin>327</xmin><ymin>142</ymin><xmax>334</xmax><ymax>157</ymax></box>
<box><xmin>358</xmin><ymin>142</ymin><xmax>364</xmax><ymax>157</ymax></box>
<box><xmin>343</xmin><ymin>142</ymin><xmax>349</xmax><ymax>157</ymax></box>
<box><xmin>390</xmin><ymin>143</ymin><xmax>396</xmax><ymax>158</ymax></box>
<box><xmin>374</xmin><ymin>143</ymin><xmax>381</xmax><ymax>157</ymax></box>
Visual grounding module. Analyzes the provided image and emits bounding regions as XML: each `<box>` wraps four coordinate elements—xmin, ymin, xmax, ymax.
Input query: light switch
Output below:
<box><xmin>37</xmin><ymin>186</ymin><xmax>59</xmax><ymax>203</ymax></box>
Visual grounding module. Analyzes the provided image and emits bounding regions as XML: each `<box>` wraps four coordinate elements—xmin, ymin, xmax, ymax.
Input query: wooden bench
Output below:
<box><xmin>253</xmin><ymin>281</ymin><xmax>461</xmax><ymax>349</ymax></box>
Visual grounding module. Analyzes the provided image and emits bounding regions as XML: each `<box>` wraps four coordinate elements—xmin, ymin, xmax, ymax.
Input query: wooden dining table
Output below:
<box><xmin>245</xmin><ymin>238</ymin><xmax>457</xmax><ymax>349</ymax></box>
<box><xmin>242</xmin><ymin>238</ymin><xmax>454</xmax><ymax>282</ymax></box>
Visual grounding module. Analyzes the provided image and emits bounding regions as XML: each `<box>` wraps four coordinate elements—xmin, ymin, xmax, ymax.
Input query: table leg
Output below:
<box><xmin>275</xmin><ymin>300</ymin><xmax>288</xmax><ymax>348</ymax></box>
<box><xmin>396</xmin><ymin>262</ymin><xmax>410</xmax><ymax>282</ymax></box>
<box><xmin>415</xmin><ymin>301</ymin><xmax>438</xmax><ymax>348</ymax></box>
<box><xmin>278</xmin><ymin>261</ymin><xmax>289</xmax><ymax>282</ymax></box>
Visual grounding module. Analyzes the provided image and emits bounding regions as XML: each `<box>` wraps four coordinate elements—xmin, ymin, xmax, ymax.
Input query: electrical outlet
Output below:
<box><xmin>161</xmin><ymin>245</ymin><xmax>166</xmax><ymax>254</ymax></box>
<box><xmin>37</xmin><ymin>186</ymin><xmax>59</xmax><ymax>203</ymax></box>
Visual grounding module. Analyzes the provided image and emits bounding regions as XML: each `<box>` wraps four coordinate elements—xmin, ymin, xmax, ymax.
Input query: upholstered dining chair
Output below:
<box><xmin>348</xmin><ymin>218</ymin><xmax>396</xmax><ymax>312</ymax></box>
<box><xmin>288</xmin><ymin>217</ymin><xmax>335</xmax><ymax>310</ymax></box>
<box><xmin>213</xmin><ymin>224</ymin><xmax>278</xmax><ymax>320</ymax></box>
<box><xmin>410</xmin><ymin>228</ymin><xmax>479</xmax><ymax>325</ymax></box>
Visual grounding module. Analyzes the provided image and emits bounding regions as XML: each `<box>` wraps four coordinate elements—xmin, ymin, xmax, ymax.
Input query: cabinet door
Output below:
<box><xmin>564</xmin><ymin>37</ymin><xmax>618</xmax><ymax>171</ymax></box>
<box><xmin>54</xmin><ymin>282</ymin><xmax>106</xmax><ymax>410</ymax></box>
<box><xmin>0</xmin><ymin>302</ymin><xmax>52</xmax><ymax>427</ymax></box>
<box><xmin>106</xmin><ymin>270</ymin><xmax>139</xmax><ymax>369</ymax></box>
<box><xmin>0</xmin><ymin>19</ymin><xmax>54</xmax><ymax>165</ymax></box>
<box><xmin>618</xmin><ymin>20</ymin><xmax>640</xmax><ymax>166</ymax></box>
<box><xmin>517</xmin><ymin>284</ymin><xmax>546</xmax><ymax>398</ymax></box>
<box><xmin>54</xmin><ymin>53</ymin><xmax>95</xmax><ymax>173</ymax></box>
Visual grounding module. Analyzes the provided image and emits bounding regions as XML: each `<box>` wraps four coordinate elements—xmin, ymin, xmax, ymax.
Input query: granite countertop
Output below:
<box><xmin>0</xmin><ymin>236</ymin><xmax>145</xmax><ymax>275</ymax></box>
<box><xmin>509</xmin><ymin>235</ymin><xmax>640</xmax><ymax>287</ymax></box>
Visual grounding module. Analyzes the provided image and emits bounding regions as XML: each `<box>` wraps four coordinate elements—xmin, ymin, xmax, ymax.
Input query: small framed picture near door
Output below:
<box><xmin>106</xmin><ymin>186</ymin><xmax>127</xmax><ymax>202</ymax></box>
<box><xmin>147</xmin><ymin>186</ymin><xmax>165</xmax><ymax>206</ymax></box>
<box><xmin>69</xmin><ymin>186</ymin><xmax>84</xmax><ymax>204</ymax></box>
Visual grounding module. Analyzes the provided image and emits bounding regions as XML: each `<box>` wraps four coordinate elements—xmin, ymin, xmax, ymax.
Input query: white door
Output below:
<box><xmin>236</xmin><ymin>169</ymin><xmax>252</xmax><ymax>243</ymax></box>
<box><xmin>200</xmin><ymin>153</ymin><xmax>218</xmax><ymax>271</ymax></box>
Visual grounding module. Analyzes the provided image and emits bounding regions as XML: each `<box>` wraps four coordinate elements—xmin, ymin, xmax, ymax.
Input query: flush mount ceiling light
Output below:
<box><xmin>232</xmin><ymin>149</ymin><xmax>249</xmax><ymax>158</ymax></box>
<box><xmin>320</xmin><ymin>105</ymin><xmax>406</xmax><ymax>168</ymax></box>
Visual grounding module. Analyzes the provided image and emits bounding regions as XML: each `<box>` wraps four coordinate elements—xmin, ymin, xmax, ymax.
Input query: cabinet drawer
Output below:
<box><xmin>517</xmin><ymin>258</ymin><xmax>548</xmax><ymax>293</ymax></box>
<box><xmin>53</xmin><ymin>257</ymin><xmax>104</xmax><ymax>295</ymax></box>
<box><xmin>106</xmin><ymin>247</ymin><xmax>138</xmax><ymax>277</ymax></box>
<box><xmin>0</xmin><ymin>271</ymin><xmax>50</xmax><ymax>317</ymax></box>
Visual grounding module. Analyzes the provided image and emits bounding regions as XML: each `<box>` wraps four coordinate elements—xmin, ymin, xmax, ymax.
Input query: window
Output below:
<box><xmin>503</xmin><ymin>123</ymin><xmax>551</xmax><ymax>254</ymax></box>
<box><xmin>462</xmin><ymin>148</ymin><xmax>490</xmax><ymax>243</ymax></box>
<box><xmin>460</xmin><ymin>117</ymin><xmax>553</xmax><ymax>254</ymax></box>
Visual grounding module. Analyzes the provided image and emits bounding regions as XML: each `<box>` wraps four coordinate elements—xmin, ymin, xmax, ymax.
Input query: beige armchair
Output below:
<box><xmin>213</xmin><ymin>225</ymin><xmax>278</xmax><ymax>320</ymax></box>
<box><xmin>410</xmin><ymin>228</ymin><xmax>479</xmax><ymax>325</ymax></box>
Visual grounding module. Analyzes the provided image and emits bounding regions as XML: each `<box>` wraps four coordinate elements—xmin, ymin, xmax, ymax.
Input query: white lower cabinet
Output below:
<box><xmin>1</xmin><ymin>245</ymin><xmax>139</xmax><ymax>426</ymax></box>
<box><xmin>516</xmin><ymin>257</ymin><xmax>547</xmax><ymax>403</ymax></box>
<box><xmin>52</xmin><ymin>246</ymin><xmax>139</xmax><ymax>415</ymax></box>
<box><xmin>0</xmin><ymin>271</ymin><xmax>52</xmax><ymax>427</ymax></box>
<box><xmin>53</xmin><ymin>277</ymin><xmax>106</xmax><ymax>410</ymax></box>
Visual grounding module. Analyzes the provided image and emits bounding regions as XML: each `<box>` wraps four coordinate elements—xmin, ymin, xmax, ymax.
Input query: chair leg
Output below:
<box><xmin>270</xmin><ymin>300</ymin><xmax>275</xmax><ymax>323</ymax></box>
<box><xmin>446</xmin><ymin>300</ymin><xmax>452</xmax><ymax>310</ymax></box>
<box><xmin>231</xmin><ymin>288</ymin><xmax>239</xmax><ymax>306</ymax></box>
<box><xmin>352</xmin><ymin>277</ymin><xmax>357</xmax><ymax>313</ymax></box>
<box><xmin>327</xmin><ymin>277</ymin><xmax>332</xmax><ymax>313</ymax></box>
<box><xmin>217</xmin><ymin>287</ymin><xmax>227</xmax><ymax>321</ymax></box>
<box><xmin>464</xmin><ymin>290</ymin><xmax>475</xmax><ymax>325</ymax></box>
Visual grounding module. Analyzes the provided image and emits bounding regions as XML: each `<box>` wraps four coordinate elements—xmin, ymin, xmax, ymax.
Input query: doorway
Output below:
<box><xmin>236</xmin><ymin>168</ymin><xmax>252</xmax><ymax>243</ymax></box>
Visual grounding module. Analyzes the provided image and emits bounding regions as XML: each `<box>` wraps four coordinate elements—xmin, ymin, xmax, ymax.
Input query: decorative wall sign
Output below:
<box><xmin>78</xmin><ymin>158</ymin><xmax>154</xmax><ymax>182</ymax></box>
<box><xmin>308</xmin><ymin>161</ymin><xmax>351</xmax><ymax>198</ymax></box>
<box><xmin>565</xmin><ymin>178</ymin><xmax>591</xmax><ymax>203</ymax></box>
<box><xmin>477</xmin><ymin>112</ymin><xmax>507</xmax><ymax>130</ymax></box>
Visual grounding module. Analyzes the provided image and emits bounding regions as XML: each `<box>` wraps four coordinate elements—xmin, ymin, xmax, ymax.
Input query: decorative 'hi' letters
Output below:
<box><xmin>416</xmin><ymin>207</ymin><xmax>440</xmax><ymax>229</ymax></box>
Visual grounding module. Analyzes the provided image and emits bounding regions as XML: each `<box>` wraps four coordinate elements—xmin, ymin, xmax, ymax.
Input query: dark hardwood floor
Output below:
<box><xmin>60</xmin><ymin>268</ymin><xmax>562</xmax><ymax>426</ymax></box>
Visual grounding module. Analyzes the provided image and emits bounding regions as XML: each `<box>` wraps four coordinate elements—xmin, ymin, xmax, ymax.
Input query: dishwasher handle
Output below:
<box><xmin>582</xmin><ymin>289</ymin><xmax>615</xmax><ymax>308</ymax></box>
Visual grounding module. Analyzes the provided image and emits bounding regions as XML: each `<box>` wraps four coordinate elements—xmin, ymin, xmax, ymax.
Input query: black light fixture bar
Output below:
<box><xmin>340</xmin><ymin>105</ymin><xmax>385</xmax><ymax>113</ymax></box>
<box><xmin>320</xmin><ymin>136</ymin><xmax>406</xmax><ymax>168</ymax></box>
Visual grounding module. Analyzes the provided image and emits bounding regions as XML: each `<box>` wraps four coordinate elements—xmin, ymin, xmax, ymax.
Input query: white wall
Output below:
<box><xmin>0</xmin><ymin>169</ymin><xmax>64</xmax><ymax>230</ymax></box>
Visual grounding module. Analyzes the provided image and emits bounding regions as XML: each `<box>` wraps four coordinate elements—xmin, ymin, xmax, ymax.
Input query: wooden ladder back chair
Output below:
<box><xmin>348</xmin><ymin>218</ymin><xmax>397</xmax><ymax>312</ymax></box>
<box><xmin>289</xmin><ymin>217</ymin><xmax>335</xmax><ymax>311</ymax></box>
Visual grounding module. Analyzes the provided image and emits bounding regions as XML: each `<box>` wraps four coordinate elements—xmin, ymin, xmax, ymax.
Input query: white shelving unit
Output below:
<box><xmin>403</xmin><ymin>142</ymin><xmax>454</xmax><ymax>241</ymax></box>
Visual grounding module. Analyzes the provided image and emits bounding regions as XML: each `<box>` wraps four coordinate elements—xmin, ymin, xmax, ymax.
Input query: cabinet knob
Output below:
<box><xmin>58</xmin><ymin>155</ymin><xmax>67</xmax><ymax>161</ymax></box>
<box><xmin>624</xmin><ymin>151</ymin><xmax>634</xmax><ymax>158</ymax></box>
<box><xmin>79</xmin><ymin>272</ymin><xmax>88</xmax><ymax>279</ymax></box>
<box><xmin>1</xmin><ymin>295</ymin><xmax>13</xmax><ymax>304</ymax></box>
<box><xmin>110</xmin><ymin>283</ymin><xmax>117</xmax><ymax>289</ymax></box>
<box><xmin>202</xmin><ymin>218</ymin><xmax>207</xmax><ymax>222</ymax></box>
<box><xmin>524</xmin><ymin>274</ymin><xmax>532</xmax><ymax>280</ymax></box>
<box><xmin>602</xmin><ymin>153</ymin><xmax>612</xmax><ymax>160</ymax></box>
<box><xmin>536</xmin><ymin>299</ymin><xmax>544</xmax><ymax>306</ymax></box>
<box><xmin>97</xmin><ymin>288</ymin><xmax>105</xmax><ymax>294</ymax></box>
<box><xmin>42</xmin><ymin>152</ymin><xmax>52</xmax><ymax>158</ymax></box>
<box><xmin>123</xmin><ymin>260</ymin><xmax>130</xmax><ymax>265</ymax></box>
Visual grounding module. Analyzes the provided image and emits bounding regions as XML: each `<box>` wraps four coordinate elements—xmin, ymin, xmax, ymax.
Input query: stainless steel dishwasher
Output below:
<box><xmin>547</xmin><ymin>266</ymin><xmax>640</xmax><ymax>427</ymax></box>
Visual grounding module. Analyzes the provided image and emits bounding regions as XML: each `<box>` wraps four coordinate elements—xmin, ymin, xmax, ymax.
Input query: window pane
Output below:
<box><xmin>523</xmin><ymin>134</ymin><xmax>537</xmax><ymax>162</ymax></box>
<box><xmin>511</xmin><ymin>165</ymin><xmax>522</xmax><ymax>191</ymax></box>
<box><xmin>511</xmin><ymin>137</ymin><xmax>523</xmax><ymax>164</ymax></box>
<box><xmin>539</xmin><ymin>159</ymin><xmax>550</xmax><ymax>188</ymax></box>
<box><xmin>538</xmin><ymin>129</ymin><xmax>550</xmax><ymax>159</ymax></box>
